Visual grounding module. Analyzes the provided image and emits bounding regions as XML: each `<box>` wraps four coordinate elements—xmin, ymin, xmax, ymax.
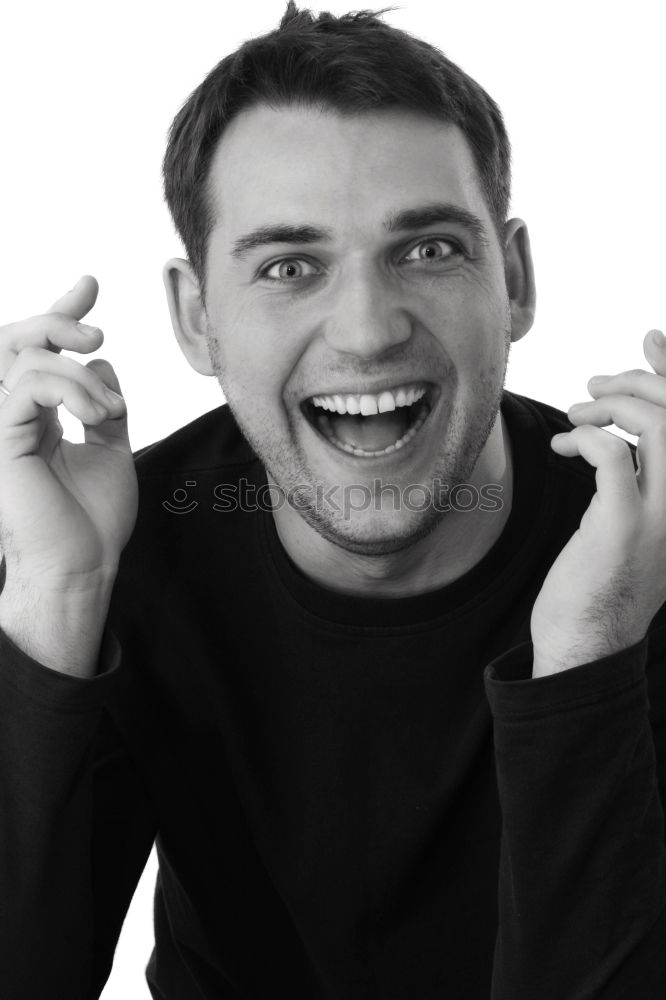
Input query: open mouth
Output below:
<box><xmin>301</xmin><ymin>382</ymin><xmax>438</xmax><ymax>458</ymax></box>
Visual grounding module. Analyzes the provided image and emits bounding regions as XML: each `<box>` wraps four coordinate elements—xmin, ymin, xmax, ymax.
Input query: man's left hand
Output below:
<box><xmin>530</xmin><ymin>329</ymin><xmax>666</xmax><ymax>678</ymax></box>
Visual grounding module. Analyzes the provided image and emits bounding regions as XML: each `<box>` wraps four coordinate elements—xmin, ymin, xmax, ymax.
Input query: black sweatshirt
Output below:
<box><xmin>1</xmin><ymin>390</ymin><xmax>665</xmax><ymax>1000</ymax></box>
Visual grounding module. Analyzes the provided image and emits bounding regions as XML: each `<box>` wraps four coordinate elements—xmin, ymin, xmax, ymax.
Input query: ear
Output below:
<box><xmin>162</xmin><ymin>257</ymin><xmax>214</xmax><ymax>375</ymax></box>
<box><xmin>502</xmin><ymin>219</ymin><xmax>536</xmax><ymax>343</ymax></box>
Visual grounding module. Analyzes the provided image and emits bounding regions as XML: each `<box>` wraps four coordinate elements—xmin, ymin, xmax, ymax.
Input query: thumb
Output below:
<box><xmin>83</xmin><ymin>358</ymin><xmax>131</xmax><ymax>449</ymax></box>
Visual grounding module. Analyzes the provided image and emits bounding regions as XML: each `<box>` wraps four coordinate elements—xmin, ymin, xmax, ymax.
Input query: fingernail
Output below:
<box><xmin>77</xmin><ymin>323</ymin><xmax>100</xmax><ymax>336</ymax></box>
<box><xmin>588</xmin><ymin>375</ymin><xmax>611</xmax><ymax>384</ymax></box>
<box><xmin>104</xmin><ymin>387</ymin><xmax>123</xmax><ymax>404</ymax></box>
<box><xmin>651</xmin><ymin>329</ymin><xmax>665</xmax><ymax>347</ymax></box>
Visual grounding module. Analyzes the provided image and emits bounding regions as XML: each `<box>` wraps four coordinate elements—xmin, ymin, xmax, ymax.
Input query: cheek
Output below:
<box><xmin>419</xmin><ymin>274</ymin><xmax>508</xmax><ymax>360</ymax></box>
<box><xmin>243</xmin><ymin>297</ymin><xmax>315</xmax><ymax>387</ymax></box>
<box><xmin>211</xmin><ymin>299</ymin><xmax>281</xmax><ymax>388</ymax></box>
<box><xmin>211</xmin><ymin>298</ymin><xmax>310</xmax><ymax>422</ymax></box>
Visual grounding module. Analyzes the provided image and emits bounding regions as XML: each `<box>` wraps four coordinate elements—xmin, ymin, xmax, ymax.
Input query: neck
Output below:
<box><xmin>269</xmin><ymin>411</ymin><xmax>513</xmax><ymax>599</ymax></box>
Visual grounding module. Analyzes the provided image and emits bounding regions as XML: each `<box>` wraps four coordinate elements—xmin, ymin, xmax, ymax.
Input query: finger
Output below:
<box><xmin>643</xmin><ymin>328</ymin><xmax>666</xmax><ymax>377</ymax></box>
<box><xmin>2</xmin><ymin>346</ymin><xmax>124</xmax><ymax>415</ymax></box>
<box><xmin>0</xmin><ymin>371</ymin><xmax>110</xmax><ymax>457</ymax></box>
<box><xmin>86</xmin><ymin>357</ymin><xmax>122</xmax><ymax>396</ymax></box>
<box><xmin>567</xmin><ymin>396</ymin><xmax>666</xmax><ymax>500</ymax></box>
<box><xmin>46</xmin><ymin>274</ymin><xmax>99</xmax><ymax>319</ymax></box>
<box><xmin>587</xmin><ymin>331</ymin><xmax>666</xmax><ymax>395</ymax></box>
<box><xmin>83</xmin><ymin>358</ymin><xmax>130</xmax><ymax>449</ymax></box>
<box><xmin>587</xmin><ymin>369</ymin><xmax>666</xmax><ymax>408</ymax></box>
<box><xmin>38</xmin><ymin>409</ymin><xmax>65</xmax><ymax>464</ymax></box>
<box><xmin>633</xmin><ymin>425</ymin><xmax>666</xmax><ymax>507</ymax></box>
<box><xmin>1</xmin><ymin>311</ymin><xmax>103</xmax><ymax>360</ymax></box>
<box><xmin>551</xmin><ymin>425</ymin><xmax>640</xmax><ymax>511</ymax></box>
<box><xmin>567</xmin><ymin>394</ymin><xmax>666</xmax><ymax>437</ymax></box>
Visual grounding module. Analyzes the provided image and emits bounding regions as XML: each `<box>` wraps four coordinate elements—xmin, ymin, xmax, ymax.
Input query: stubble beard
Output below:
<box><xmin>207</xmin><ymin>327</ymin><xmax>511</xmax><ymax>558</ymax></box>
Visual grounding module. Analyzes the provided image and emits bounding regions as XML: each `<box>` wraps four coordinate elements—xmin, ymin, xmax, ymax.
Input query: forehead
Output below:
<box><xmin>206</xmin><ymin>104</ymin><xmax>490</xmax><ymax>239</ymax></box>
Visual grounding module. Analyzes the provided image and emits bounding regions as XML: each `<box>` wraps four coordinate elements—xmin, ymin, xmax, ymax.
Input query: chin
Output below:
<box><xmin>291</xmin><ymin>500</ymin><xmax>449</xmax><ymax>557</ymax></box>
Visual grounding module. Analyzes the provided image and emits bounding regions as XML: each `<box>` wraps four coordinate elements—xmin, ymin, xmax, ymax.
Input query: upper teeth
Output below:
<box><xmin>310</xmin><ymin>384</ymin><xmax>427</xmax><ymax>416</ymax></box>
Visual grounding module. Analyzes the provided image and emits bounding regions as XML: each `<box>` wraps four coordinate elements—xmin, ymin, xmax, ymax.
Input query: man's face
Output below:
<box><xmin>202</xmin><ymin>104</ymin><xmax>514</xmax><ymax>555</ymax></box>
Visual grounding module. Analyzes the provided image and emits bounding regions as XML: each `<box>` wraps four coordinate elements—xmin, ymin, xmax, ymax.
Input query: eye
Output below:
<box><xmin>260</xmin><ymin>257</ymin><xmax>321</xmax><ymax>282</ymax></box>
<box><xmin>401</xmin><ymin>238</ymin><xmax>463</xmax><ymax>264</ymax></box>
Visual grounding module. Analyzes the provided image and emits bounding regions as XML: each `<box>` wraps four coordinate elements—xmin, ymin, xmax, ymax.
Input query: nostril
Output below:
<box><xmin>323</xmin><ymin>306</ymin><xmax>413</xmax><ymax>355</ymax></box>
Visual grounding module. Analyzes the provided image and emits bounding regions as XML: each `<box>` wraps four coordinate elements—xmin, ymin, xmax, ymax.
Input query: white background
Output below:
<box><xmin>1</xmin><ymin>1</ymin><xmax>664</xmax><ymax>996</ymax></box>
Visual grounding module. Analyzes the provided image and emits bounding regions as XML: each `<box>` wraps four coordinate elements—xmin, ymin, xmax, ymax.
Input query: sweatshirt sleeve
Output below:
<box><xmin>0</xmin><ymin>624</ymin><xmax>159</xmax><ymax>1000</ymax></box>
<box><xmin>482</xmin><ymin>633</ymin><xmax>666</xmax><ymax>999</ymax></box>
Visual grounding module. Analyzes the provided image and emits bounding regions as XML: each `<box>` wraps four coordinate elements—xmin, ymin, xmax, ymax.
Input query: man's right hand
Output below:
<box><xmin>0</xmin><ymin>275</ymin><xmax>139</xmax><ymax>676</ymax></box>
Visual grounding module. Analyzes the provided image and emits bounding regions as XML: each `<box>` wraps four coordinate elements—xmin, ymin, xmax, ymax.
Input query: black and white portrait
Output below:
<box><xmin>1</xmin><ymin>2</ymin><xmax>664</xmax><ymax>998</ymax></box>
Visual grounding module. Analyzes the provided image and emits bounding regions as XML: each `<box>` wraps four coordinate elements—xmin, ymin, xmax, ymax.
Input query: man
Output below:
<box><xmin>0</xmin><ymin>4</ymin><xmax>665</xmax><ymax>998</ymax></box>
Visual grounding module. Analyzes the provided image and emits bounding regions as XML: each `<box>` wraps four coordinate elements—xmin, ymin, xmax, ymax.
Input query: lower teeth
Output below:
<box><xmin>318</xmin><ymin>402</ymin><xmax>429</xmax><ymax>457</ymax></box>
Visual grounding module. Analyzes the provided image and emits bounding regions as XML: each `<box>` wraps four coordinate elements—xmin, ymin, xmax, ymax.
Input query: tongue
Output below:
<box><xmin>328</xmin><ymin>411</ymin><xmax>409</xmax><ymax>450</ymax></box>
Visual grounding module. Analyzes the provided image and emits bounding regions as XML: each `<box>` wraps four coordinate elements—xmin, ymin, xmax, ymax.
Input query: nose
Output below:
<box><xmin>322</xmin><ymin>264</ymin><xmax>413</xmax><ymax>360</ymax></box>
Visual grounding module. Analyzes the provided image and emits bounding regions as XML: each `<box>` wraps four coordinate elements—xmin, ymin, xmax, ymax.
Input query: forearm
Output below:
<box><xmin>0</xmin><ymin>626</ymin><xmax>122</xmax><ymax>998</ymax></box>
<box><xmin>485</xmin><ymin>640</ymin><xmax>666</xmax><ymax>998</ymax></box>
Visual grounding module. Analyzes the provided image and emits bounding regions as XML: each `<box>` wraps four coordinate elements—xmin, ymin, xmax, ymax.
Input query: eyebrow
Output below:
<box><xmin>231</xmin><ymin>224</ymin><xmax>333</xmax><ymax>260</ymax></box>
<box><xmin>230</xmin><ymin>201</ymin><xmax>491</xmax><ymax>260</ymax></box>
<box><xmin>384</xmin><ymin>202</ymin><xmax>491</xmax><ymax>246</ymax></box>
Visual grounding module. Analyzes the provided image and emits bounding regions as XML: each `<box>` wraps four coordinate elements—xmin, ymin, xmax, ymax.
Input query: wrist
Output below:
<box><xmin>0</xmin><ymin>573</ymin><xmax>117</xmax><ymax>678</ymax></box>
<box><xmin>532</xmin><ymin>633</ymin><xmax>646</xmax><ymax>679</ymax></box>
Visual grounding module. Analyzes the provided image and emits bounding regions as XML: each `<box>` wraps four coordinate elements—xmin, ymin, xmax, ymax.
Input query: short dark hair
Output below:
<box><xmin>162</xmin><ymin>2</ymin><xmax>511</xmax><ymax>303</ymax></box>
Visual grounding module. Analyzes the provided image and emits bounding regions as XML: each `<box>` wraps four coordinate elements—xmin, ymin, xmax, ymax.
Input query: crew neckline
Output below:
<box><xmin>258</xmin><ymin>391</ymin><xmax>554</xmax><ymax>628</ymax></box>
